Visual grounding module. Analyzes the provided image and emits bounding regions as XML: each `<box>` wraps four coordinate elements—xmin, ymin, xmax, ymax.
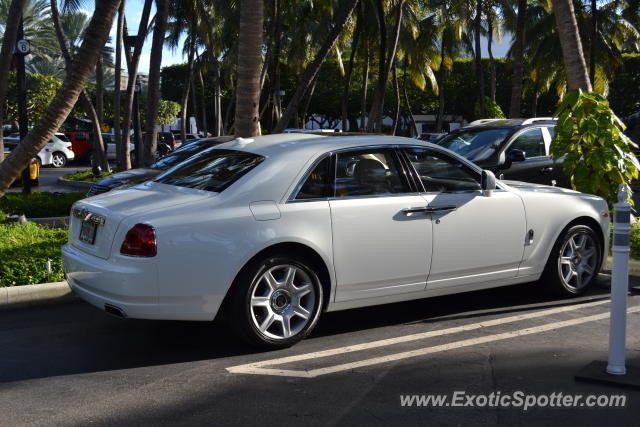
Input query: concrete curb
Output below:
<box><xmin>0</xmin><ymin>282</ymin><xmax>76</xmax><ymax>310</ymax></box>
<box><xmin>57</xmin><ymin>177</ymin><xmax>92</xmax><ymax>190</ymax></box>
<box><xmin>30</xmin><ymin>216</ymin><xmax>70</xmax><ymax>228</ymax></box>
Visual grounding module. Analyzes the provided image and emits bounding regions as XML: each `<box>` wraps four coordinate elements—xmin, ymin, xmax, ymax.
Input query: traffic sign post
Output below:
<box><xmin>16</xmin><ymin>18</ymin><xmax>30</xmax><ymax>194</ymax></box>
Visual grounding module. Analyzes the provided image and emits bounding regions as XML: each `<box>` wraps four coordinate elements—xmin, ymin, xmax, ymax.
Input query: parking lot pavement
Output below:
<box><xmin>6</xmin><ymin>165</ymin><xmax>89</xmax><ymax>193</ymax></box>
<box><xmin>1</xmin><ymin>275</ymin><xmax>640</xmax><ymax>425</ymax></box>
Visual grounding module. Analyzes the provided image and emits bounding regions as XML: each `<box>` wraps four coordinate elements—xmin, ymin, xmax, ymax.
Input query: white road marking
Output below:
<box><xmin>226</xmin><ymin>299</ymin><xmax>633</xmax><ymax>378</ymax></box>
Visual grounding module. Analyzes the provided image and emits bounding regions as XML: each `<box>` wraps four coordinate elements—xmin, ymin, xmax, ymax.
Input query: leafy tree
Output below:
<box><xmin>551</xmin><ymin>90</ymin><xmax>639</xmax><ymax>206</ymax></box>
<box><xmin>474</xmin><ymin>96</ymin><xmax>505</xmax><ymax>119</ymax></box>
<box><xmin>3</xmin><ymin>72</ymin><xmax>62</xmax><ymax>125</ymax></box>
<box><xmin>157</xmin><ymin>100</ymin><xmax>181</xmax><ymax>126</ymax></box>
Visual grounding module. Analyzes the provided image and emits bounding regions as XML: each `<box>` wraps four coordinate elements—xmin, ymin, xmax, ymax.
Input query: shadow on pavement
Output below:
<box><xmin>0</xmin><ymin>274</ymin><xmax>613</xmax><ymax>383</ymax></box>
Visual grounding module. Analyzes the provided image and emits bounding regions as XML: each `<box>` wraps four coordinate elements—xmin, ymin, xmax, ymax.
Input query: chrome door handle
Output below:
<box><xmin>402</xmin><ymin>207</ymin><xmax>430</xmax><ymax>215</ymax></box>
<box><xmin>540</xmin><ymin>166</ymin><xmax>554</xmax><ymax>174</ymax></box>
<box><xmin>425</xmin><ymin>206</ymin><xmax>457</xmax><ymax>213</ymax></box>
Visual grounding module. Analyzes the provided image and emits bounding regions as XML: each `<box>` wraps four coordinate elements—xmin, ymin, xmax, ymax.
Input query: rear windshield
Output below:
<box><xmin>150</xmin><ymin>140</ymin><xmax>218</xmax><ymax>170</ymax></box>
<box><xmin>154</xmin><ymin>149</ymin><xmax>264</xmax><ymax>192</ymax></box>
<box><xmin>436</xmin><ymin>128</ymin><xmax>512</xmax><ymax>161</ymax></box>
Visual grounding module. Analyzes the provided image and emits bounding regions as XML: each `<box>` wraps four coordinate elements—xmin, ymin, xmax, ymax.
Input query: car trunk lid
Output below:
<box><xmin>69</xmin><ymin>182</ymin><xmax>215</xmax><ymax>259</ymax></box>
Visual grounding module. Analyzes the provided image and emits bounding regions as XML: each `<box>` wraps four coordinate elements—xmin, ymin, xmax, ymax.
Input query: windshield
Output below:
<box><xmin>436</xmin><ymin>128</ymin><xmax>512</xmax><ymax>161</ymax></box>
<box><xmin>150</xmin><ymin>140</ymin><xmax>216</xmax><ymax>170</ymax></box>
<box><xmin>154</xmin><ymin>149</ymin><xmax>264</xmax><ymax>193</ymax></box>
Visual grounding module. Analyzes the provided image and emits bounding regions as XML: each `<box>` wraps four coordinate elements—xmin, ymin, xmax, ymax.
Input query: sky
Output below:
<box><xmin>82</xmin><ymin>1</ymin><xmax>185</xmax><ymax>73</ymax></box>
<box><xmin>83</xmin><ymin>1</ymin><xmax>511</xmax><ymax>73</ymax></box>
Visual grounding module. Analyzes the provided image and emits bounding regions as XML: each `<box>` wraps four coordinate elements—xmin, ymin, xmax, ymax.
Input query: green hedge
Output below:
<box><xmin>0</xmin><ymin>192</ymin><xmax>85</xmax><ymax>218</ymax></box>
<box><xmin>63</xmin><ymin>169</ymin><xmax>119</xmax><ymax>183</ymax></box>
<box><xmin>0</xmin><ymin>219</ymin><xmax>67</xmax><ymax>286</ymax></box>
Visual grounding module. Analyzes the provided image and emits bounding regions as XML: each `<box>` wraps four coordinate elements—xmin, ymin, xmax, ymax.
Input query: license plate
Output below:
<box><xmin>79</xmin><ymin>220</ymin><xmax>97</xmax><ymax>245</ymax></box>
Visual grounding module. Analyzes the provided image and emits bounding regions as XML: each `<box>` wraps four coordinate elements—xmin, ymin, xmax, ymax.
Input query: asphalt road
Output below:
<box><xmin>1</xmin><ymin>275</ymin><xmax>640</xmax><ymax>426</ymax></box>
<box><xmin>6</xmin><ymin>165</ymin><xmax>89</xmax><ymax>193</ymax></box>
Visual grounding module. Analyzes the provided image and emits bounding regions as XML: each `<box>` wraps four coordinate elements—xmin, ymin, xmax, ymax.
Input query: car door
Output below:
<box><xmin>543</xmin><ymin>126</ymin><xmax>570</xmax><ymax>188</ymax></box>
<box><xmin>401</xmin><ymin>147</ymin><xmax>527</xmax><ymax>290</ymax></box>
<box><xmin>330</xmin><ymin>147</ymin><xmax>433</xmax><ymax>302</ymax></box>
<box><xmin>500</xmin><ymin>127</ymin><xmax>556</xmax><ymax>185</ymax></box>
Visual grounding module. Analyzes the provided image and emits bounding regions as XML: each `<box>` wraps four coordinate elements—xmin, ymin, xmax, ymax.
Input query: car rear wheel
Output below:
<box><xmin>541</xmin><ymin>224</ymin><xmax>602</xmax><ymax>296</ymax></box>
<box><xmin>51</xmin><ymin>151</ymin><xmax>67</xmax><ymax>168</ymax></box>
<box><xmin>226</xmin><ymin>255</ymin><xmax>324</xmax><ymax>349</ymax></box>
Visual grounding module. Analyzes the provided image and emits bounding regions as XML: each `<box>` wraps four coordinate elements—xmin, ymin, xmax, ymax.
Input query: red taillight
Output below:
<box><xmin>120</xmin><ymin>224</ymin><xmax>157</xmax><ymax>257</ymax></box>
<box><xmin>171</xmin><ymin>139</ymin><xmax>176</xmax><ymax>149</ymax></box>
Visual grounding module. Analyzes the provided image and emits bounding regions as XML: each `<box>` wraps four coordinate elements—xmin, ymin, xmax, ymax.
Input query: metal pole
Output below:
<box><xmin>607</xmin><ymin>184</ymin><xmax>631</xmax><ymax>375</ymax></box>
<box><xmin>17</xmin><ymin>16</ymin><xmax>31</xmax><ymax>194</ymax></box>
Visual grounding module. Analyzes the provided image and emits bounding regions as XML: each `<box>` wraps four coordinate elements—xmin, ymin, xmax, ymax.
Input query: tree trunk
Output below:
<box><xmin>403</xmin><ymin>59</ymin><xmax>419</xmax><ymax>136</ymax></box>
<box><xmin>197</xmin><ymin>67</ymin><xmax>208</xmax><ymax>137</ymax></box>
<box><xmin>144</xmin><ymin>0</ymin><xmax>168</xmax><ymax>165</ymax></box>
<box><xmin>51</xmin><ymin>0</ymin><xmax>110</xmax><ymax>173</ymax></box>
<box><xmin>589</xmin><ymin>0</ymin><xmax>597</xmax><ymax>87</ymax></box>
<box><xmin>235</xmin><ymin>0</ymin><xmax>264</xmax><ymax>137</ymax></box>
<box><xmin>487</xmin><ymin>17</ymin><xmax>496</xmax><ymax>103</ymax></box>
<box><xmin>551</xmin><ymin>0</ymin><xmax>592</xmax><ymax>91</ymax></box>
<box><xmin>300</xmin><ymin>73</ymin><xmax>320</xmax><ymax>129</ymax></box>
<box><xmin>361</xmin><ymin>41</ymin><xmax>369</xmax><ymax>131</ymax></box>
<box><xmin>268</xmin><ymin>0</ymin><xmax>283</xmax><ymax>133</ymax></box>
<box><xmin>180</xmin><ymin>37</ymin><xmax>196</xmax><ymax>142</ymax></box>
<box><xmin>224</xmin><ymin>91</ymin><xmax>235</xmax><ymax>134</ymax></box>
<box><xmin>509</xmin><ymin>0</ymin><xmax>526</xmax><ymax>118</ymax></box>
<box><xmin>474</xmin><ymin>0</ymin><xmax>485</xmax><ymax>117</ymax></box>
<box><xmin>391</xmin><ymin>59</ymin><xmax>400</xmax><ymax>135</ymax></box>
<box><xmin>341</xmin><ymin>11</ymin><xmax>361</xmax><ymax>131</ymax></box>
<box><xmin>435</xmin><ymin>37</ymin><xmax>446</xmax><ymax>133</ymax></box>
<box><xmin>367</xmin><ymin>0</ymin><xmax>405</xmax><ymax>132</ymax></box>
<box><xmin>0</xmin><ymin>0</ymin><xmax>121</xmax><ymax>195</ymax></box>
<box><xmin>96</xmin><ymin>57</ymin><xmax>104</xmax><ymax>124</ymax></box>
<box><xmin>122</xmin><ymin>0</ymin><xmax>153</xmax><ymax>169</ymax></box>
<box><xmin>0</xmin><ymin>0</ymin><xmax>22</xmax><ymax>162</ymax></box>
<box><xmin>114</xmin><ymin>0</ymin><xmax>124</xmax><ymax>168</ymax></box>
<box><xmin>272</xmin><ymin>0</ymin><xmax>360</xmax><ymax>133</ymax></box>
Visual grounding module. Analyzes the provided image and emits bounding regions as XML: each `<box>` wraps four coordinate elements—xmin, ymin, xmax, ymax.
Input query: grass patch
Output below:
<box><xmin>63</xmin><ymin>168</ymin><xmax>119</xmax><ymax>183</ymax></box>
<box><xmin>0</xmin><ymin>218</ymin><xmax>68</xmax><ymax>286</ymax></box>
<box><xmin>0</xmin><ymin>192</ymin><xmax>85</xmax><ymax>218</ymax></box>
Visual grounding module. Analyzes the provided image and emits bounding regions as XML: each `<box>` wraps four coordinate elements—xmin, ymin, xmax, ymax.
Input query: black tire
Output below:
<box><xmin>540</xmin><ymin>224</ymin><xmax>602</xmax><ymax>296</ymax></box>
<box><xmin>225</xmin><ymin>254</ymin><xmax>324</xmax><ymax>349</ymax></box>
<box><xmin>51</xmin><ymin>151</ymin><xmax>67</xmax><ymax>168</ymax></box>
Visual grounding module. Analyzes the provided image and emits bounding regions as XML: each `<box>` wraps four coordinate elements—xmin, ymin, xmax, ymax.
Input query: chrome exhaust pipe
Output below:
<box><xmin>104</xmin><ymin>304</ymin><xmax>126</xmax><ymax>318</ymax></box>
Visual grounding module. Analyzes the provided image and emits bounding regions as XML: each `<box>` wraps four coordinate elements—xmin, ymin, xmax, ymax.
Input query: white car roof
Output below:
<box><xmin>215</xmin><ymin>133</ymin><xmax>435</xmax><ymax>158</ymax></box>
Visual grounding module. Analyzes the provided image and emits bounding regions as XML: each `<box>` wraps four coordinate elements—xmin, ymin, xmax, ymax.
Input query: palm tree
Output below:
<box><xmin>50</xmin><ymin>0</ymin><xmax>109</xmax><ymax>172</ymax></box>
<box><xmin>273</xmin><ymin>0</ymin><xmax>360</xmax><ymax>133</ymax></box>
<box><xmin>0</xmin><ymin>0</ymin><xmax>121</xmax><ymax>194</ymax></box>
<box><xmin>144</xmin><ymin>0</ymin><xmax>169</xmax><ymax>164</ymax></box>
<box><xmin>234</xmin><ymin>0</ymin><xmax>264</xmax><ymax>137</ymax></box>
<box><xmin>0</xmin><ymin>0</ymin><xmax>22</xmax><ymax>161</ymax></box>
<box><xmin>508</xmin><ymin>0</ymin><xmax>527</xmax><ymax>117</ymax></box>
<box><xmin>551</xmin><ymin>0</ymin><xmax>591</xmax><ymax>91</ymax></box>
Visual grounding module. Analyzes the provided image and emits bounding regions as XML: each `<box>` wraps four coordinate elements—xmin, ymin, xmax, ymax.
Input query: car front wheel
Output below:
<box><xmin>51</xmin><ymin>151</ymin><xmax>67</xmax><ymax>168</ymax></box>
<box><xmin>226</xmin><ymin>255</ymin><xmax>324</xmax><ymax>349</ymax></box>
<box><xmin>541</xmin><ymin>224</ymin><xmax>602</xmax><ymax>296</ymax></box>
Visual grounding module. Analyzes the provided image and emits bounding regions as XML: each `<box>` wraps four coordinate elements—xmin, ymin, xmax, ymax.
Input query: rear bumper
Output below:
<box><xmin>63</xmin><ymin>243</ymin><xmax>214</xmax><ymax>321</ymax></box>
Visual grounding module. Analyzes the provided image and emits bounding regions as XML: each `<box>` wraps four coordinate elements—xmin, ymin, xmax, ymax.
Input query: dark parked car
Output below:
<box><xmin>435</xmin><ymin>118</ymin><xmax>567</xmax><ymax>187</ymax></box>
<box><xmin>86</xmin><ymin>136</ymin><xmax>235</xmax><ymax>196</ymax></box>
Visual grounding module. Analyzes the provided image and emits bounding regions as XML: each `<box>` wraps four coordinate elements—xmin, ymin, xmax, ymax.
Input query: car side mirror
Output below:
<box><xmin>508</xmin><ymin>149</ymin><xmax>526</xmax><ymax>162</ymax></box>
<box><xmin>481</xmin><ymin>170</ymin><xmax>496</xmax><ymax>197</ymax></box>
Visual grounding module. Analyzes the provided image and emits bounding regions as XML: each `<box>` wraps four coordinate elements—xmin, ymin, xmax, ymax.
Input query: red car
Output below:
<box><xmin>65</xmin><ymin>131</ymin><xmax>92</xmax><ymax>159</ymax></box>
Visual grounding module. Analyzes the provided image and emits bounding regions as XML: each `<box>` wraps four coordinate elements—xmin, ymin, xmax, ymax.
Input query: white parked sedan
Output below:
<box><xmin>62</xmin><ymin>134</ymin><xmax>609</xmax><ymax>348</ymax></box>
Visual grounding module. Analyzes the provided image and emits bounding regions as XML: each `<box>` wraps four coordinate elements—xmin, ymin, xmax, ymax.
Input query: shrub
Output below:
<box><xmin>63</xmin><ymin>168</ymin><xmax>119</xmax><ymax>183</ymax></box>
<box><xmin>0</xmin><ymin>192</ymin><xmax>85</xmax><ymax>218</ymax></box>
<box><xmin>0</xmin><ymin>221</ymin><xmax>68</xmax><ymax>286</ymax></box>
<box><xmin>474</xmin><ymin>97</ymin><xmax>506</xmax><ymax>120</ymax></box>
<box><xmin>551</xmin><ymin>90</ymin><xmax>640</xmax><ymax>207</ymax></box>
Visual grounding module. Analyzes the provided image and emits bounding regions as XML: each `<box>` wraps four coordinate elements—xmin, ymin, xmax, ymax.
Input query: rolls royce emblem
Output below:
<box><xmin>72</xmin><ymin>207</ymin><xmax>106</xmax><ymax>226</ymax></box>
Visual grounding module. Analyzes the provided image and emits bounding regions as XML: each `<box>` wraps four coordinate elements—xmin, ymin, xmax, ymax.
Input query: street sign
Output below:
<box><xmin>15</xmin><ymin>39</ymin><xmax>30</xmax><ymax>55</ymax></box>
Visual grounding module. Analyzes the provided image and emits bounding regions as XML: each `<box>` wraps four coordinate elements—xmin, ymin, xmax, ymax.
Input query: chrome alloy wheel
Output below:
<box><xmin>249</xmin><ymin>264</ymin><xmax>316</xmax><ymax>340</ymax></box>
<box><xmin>51</xmin><ymin>152</ymin><xmax>66</xmax><ymax>168</ymax></box>
<box><xmin>557</xmin><ymin>231</ymin><xmax>598</xmax><ymax>291</ymax></box>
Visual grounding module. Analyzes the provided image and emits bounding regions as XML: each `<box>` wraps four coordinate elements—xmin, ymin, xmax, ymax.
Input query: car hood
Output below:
<box><xmin>96</xmin><ymin>168</ymin><xmax>163</xmax><ymax>188</ymax></box>
<box><xmin>502</xmin><ymin>180</ymin><xmax>581</xmax><ymax>195</ymax></box>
